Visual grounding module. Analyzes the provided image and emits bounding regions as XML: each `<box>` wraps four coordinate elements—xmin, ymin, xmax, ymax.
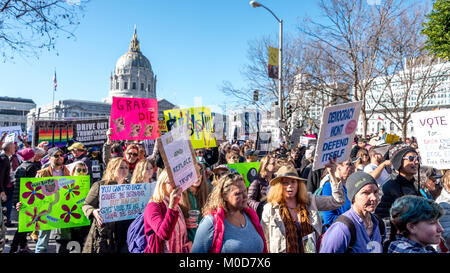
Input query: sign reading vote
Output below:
<box><xmin>99</xmin><ymin>183</ymin><xmax>152</xmax><ymax>223</ymax></box>
<box><xmin>110</xmin><ymin>97</ymin><xmax>158</xmax><ymax>141</ymax></box>
<box><xmin>411</xmin><ymin>109</ymin><xmax>450</xmax><ymax>169</ymax></box>
<box><xmin>164</xmin><ymin>107</ymin><xmax>216</xmax><ymax>149</ymax></box>
<box><xmin>158</xmin><ymin>124</ymin><xmax>199</xmax><ymax>191</ymax></box>
<box><xmin>313</xmin><ymin>101</ymin><xmax>362</xmax><ymax>171</ymax></box>
<box><xmin>18</xmin><ymin>176</ymin><xmax>91</xmax><ymax>232</ymax></box>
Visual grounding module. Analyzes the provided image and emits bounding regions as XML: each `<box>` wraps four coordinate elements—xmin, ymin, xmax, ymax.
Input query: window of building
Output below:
<box><xmin>116</xmin><ymin>82</ymin><xmax>119</xmax><ymax>89</ymax></box>
<box><xmin>148</xmin><ymin>84</ymin><xmax>151</xmax><ymax>92</ymax></box>
<box><xmin>141</xmin><ymin>83</ymin><xmax>144</xmax><ymax>91</ymax></box>
<box><xmin>124</xmin><ymin>82</ymin><xmax>128</xmax><ymax>89</ymax></box>
<box><xmin>132</xmin><ymin>82</ymin><xmax>136</xmax><ymax>90</ymax></box>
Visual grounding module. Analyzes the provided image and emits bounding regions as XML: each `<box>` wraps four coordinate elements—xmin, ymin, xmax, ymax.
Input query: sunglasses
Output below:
<box><xmin>403</xmin><ymin>155</ymin><xmax>421</xmax><ymax>162</ymax></box>
<box><xmin>127</xmin><ymin>152</ymin><xmax>138</xmax><ymax>157</ymax></box>
<box><xmin>53</xmin><ymin>154</ymin><xmax>63</xmax><ymax>158</ymax></box>
<box><xmin>76</xmin><ymin>168</ymin><xmax>87</xmax><ymax>173</ymax></box>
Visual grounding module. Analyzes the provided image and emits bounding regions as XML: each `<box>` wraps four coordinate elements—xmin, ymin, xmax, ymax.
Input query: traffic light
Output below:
<box><xmin>253</xmin><ymin>90</ymin><xmax>259</xmax><ymax>102</ymax></box>
<box><xmin>286</xmin><ymin>104</ymin><xmax>293</xmax><ymax>118</ymax></box>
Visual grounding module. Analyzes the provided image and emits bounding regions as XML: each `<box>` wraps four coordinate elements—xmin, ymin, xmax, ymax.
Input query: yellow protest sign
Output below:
<box><xmin>164</xmin><ymin>107</ymin><xmax>216</xmax><ymax>149</ymax></box>
<box><xmin>385</xmin><ymin>134</ymin><xmax>400</xmax><ymax>144</ymax></box>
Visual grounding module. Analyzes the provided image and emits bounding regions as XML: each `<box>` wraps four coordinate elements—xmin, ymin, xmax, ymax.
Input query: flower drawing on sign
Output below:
<box><xmin>22</xmin><ymin>182</ymin><xmax>45</xmax><ymax>205</ymax></box>
<box><xmin>25</xmin><ymin>207</ymin><xmax>48</xmax><ymax>230</ymax></box>
<box><xmin>63</xmin><ymin>183</ymin><xmax>80</xmax><ymax>201</ymax></box>
<box><xmin>60</xmin><ymin>204</ymin><xmax>81</xmax><ymax>223</ymax></box>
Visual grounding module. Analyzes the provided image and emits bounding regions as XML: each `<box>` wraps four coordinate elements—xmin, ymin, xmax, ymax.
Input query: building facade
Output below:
<box><xmin>0</xmin><ymin>96</ymin><xmax>36</xmax><ymax>132</ymax></box>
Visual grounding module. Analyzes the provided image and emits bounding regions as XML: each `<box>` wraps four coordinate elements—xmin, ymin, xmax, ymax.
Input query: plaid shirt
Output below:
<box><xmin>388</xmin><ymin>235</ymin><xmax>438</xmax><ymax>253</ymax></box>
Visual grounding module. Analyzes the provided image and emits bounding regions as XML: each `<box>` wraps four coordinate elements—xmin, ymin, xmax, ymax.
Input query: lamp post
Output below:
<box><xmin>249</xmin><ymin>1</ymin><xmax>283</xmax><ymax>135</ymax></box>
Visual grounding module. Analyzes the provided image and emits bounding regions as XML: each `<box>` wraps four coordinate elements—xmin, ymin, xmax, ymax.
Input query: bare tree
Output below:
<box><xmin>298</xmin><ymin>0</ymin><xmax>410</xmax><ymax>137</ymax></box>
<box><xmin>369</xmin><ymin>4</ymin><xmax>450</xmax><ymax>140</ymax></box>
<box><xmin>0</xmin><ymin>0</ymin><xmax>88</xmax><ymax>61</ymax></box>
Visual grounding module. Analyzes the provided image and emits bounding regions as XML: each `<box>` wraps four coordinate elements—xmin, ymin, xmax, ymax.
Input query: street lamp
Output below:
<box><xmin>249</xmin><ymin>1</ymin><xmax>283</xmax><ymax>132</ymax></box>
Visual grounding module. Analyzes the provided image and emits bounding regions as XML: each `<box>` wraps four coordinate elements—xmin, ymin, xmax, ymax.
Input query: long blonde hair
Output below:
<box><xmin>151</xmin><ymin>169</ymin><xmax>170</xmax><ymax>203</ymax></box>
<box><xmin>130</xmin><ymin>159</ymin><xmax>155</xmax><ymax>184</ymax></box>
<box><xmin>202</xmin><ymin>172</ymin><xmax>244</xmax><ymax>216</ymax></box>
<box><xmin>101</xmin><ymin>157</ymin><xmax>127</xmax><ymax>185</ymax></box>
<box><xmin>259</xmin><ymin>155</ymin><xmax>274</xmax><ymax>180</ymax></box>
<box><xmin>179</xmin><ymin>163</ymin><xmax>210</xmax><ymax>218</ymax></box>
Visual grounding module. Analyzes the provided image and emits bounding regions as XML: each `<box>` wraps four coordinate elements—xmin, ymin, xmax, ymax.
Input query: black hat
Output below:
<box><xmin>390</xmin><ymin>144</ymin><xmax>417</xmax><ymax>171</ymax></box>
<box><xmin>245</xmin><ymin>149</ymin><xmax>258</xmax><ymax>157</ymax></box>
<box><xmin>346</xmin><ymin>171</ymin><xmax>378</xmax><ymax>202</ymax></box>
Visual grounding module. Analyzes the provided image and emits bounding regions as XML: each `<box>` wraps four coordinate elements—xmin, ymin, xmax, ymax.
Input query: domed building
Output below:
<box><xmin>104</xmin><ymin>26</ymin><xmax>157</xmax><ymax>103</ymax></box>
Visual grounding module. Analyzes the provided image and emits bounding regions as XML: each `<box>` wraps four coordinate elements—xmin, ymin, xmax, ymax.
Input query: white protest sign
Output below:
<box><xmin>5</xmin><ymin>133</ymin><xmax>16</xmax><ymax>143</ymax></box>
<box><xmin>158</xmin><ymin>124</ymin><xmax>199</xmax><ymax>191</ymax></box>
<box><xmin>0</xmin><ymin>126</ymin><xmax>22</xmax><ymax>143</ymax></box>
<box><xmin>99</xmin><ymin>183</ymin><xmax>152</xmax><ymax>223</ymax></box>
<box><xmin>411</xmin><ymin>109</ymin><xmax>450</xmax><ymax>169</ymax></box>
<box><xmin>313</xmin><ymin>101</ymin><xmax>362</xmax><ymax>171</ymax></box>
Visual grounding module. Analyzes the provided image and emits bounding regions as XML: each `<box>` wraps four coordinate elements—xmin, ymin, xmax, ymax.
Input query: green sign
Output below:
<box><xmin>19</xmin><ymin>176</ymin><xmax>91</xmax><ymax>232</ymax></box>
<box><xmin>226</xmin><ymin>162</ymin><xmax>261</xmax><ymax>188</ymax></box>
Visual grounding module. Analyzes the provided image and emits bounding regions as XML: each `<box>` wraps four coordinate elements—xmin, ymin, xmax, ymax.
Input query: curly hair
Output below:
<box><xmin>101</xmin><ymin>157</ymin><xmax>128</xmax><ymax>185</ymax></box>
<box><xmin>390</xmin><ymin>195</ymin><xmax>444</xmax><ymax>237</ymax></box>
<box><xmin>130</xmin><ymin>158</ymin><xmax>155</xmax><ymax>184</ymax></box>
<box><xmin>202</xmin><ymin>172</ymin><xmax>245</xmax><ymax>216</ymax></box>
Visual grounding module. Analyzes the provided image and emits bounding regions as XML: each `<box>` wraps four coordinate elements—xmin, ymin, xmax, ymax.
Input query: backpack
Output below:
<box><xmin>127</xmin><ymin>213</ymin><xmax>151</xmax><ymax>253</ymax></box>
<box><xmin>319</xmin><ymin>213</ymin><xmax>386</xmax><ymax>253</ymax></box>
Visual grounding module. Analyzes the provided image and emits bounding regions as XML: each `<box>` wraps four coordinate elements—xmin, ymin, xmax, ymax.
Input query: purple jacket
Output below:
<box><xmin>143</xmin><ymin>201</ymin><xmax>180</xmax><ymax>253</ymax></box>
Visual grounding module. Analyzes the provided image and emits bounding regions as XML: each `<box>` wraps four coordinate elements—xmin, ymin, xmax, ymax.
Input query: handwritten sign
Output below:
<box><xmin>226</xmin><ymin>162</ymin><xmax>260</xmax><ymax>188</ymax></box>
<box><xmin>158</xmin><ymin>124</ymin><xmax>200</xmax><ymax>191</ymax></box>
<box><xmin>411</xmin><ymin>109</ymin><xmax>450</xmax><ymax>169</ymax></box>
<box><xmin>164</xmin><ymin>107</ymin><xmax>216</xmax><ymax>149</ymax></box>
<box><xmin>18</xmin><ymin>176</ymin><xmax>91</xmax><ymax>232</ymax></box>
<box><xmin>0</xmin><ymin>126</ymin><xmax>22</xmax><ymax>143</ymax></box>
<box><xmin>99</xmin><ymin>183</ymin><xmax>152</xmax><ymax>223</ymax></box>
<box><xmin>313</xmin><ymin>101</ymin><xmax>362</xmax><ymax>171</ymax></box>
<box><xmin>110</xmin><ymin>97</ymin><xmax>158</xmax><ymax>141</ymax></box>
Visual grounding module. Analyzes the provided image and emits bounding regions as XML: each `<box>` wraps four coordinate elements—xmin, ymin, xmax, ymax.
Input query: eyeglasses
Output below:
<box><xmin>127</xmin><ymin>152</ymin><xmax>138</xmax><ymax>157</ymax></box>
<box><xmin>362</xmin><ymin>154</ymin><xmax>369</xmax><ymax>157</ymax></box>
<box><xmin>403</xmin><ymin>155</ymin><xmax>421</xmax><ymax>163</ymax></box>
<box><xmin>76</xmin><ymin>168</ymin><xmax>87</xmax><ymax>173</ymax></box>
<box><xmin>53</xmin><ymin>154</ymin><xmax>63</xmax><ymax>158</ymax></box>
<box><xmin>231</xmin><ymin>156</ymin><xmax>239</xmax><ymax>160</ymax></box>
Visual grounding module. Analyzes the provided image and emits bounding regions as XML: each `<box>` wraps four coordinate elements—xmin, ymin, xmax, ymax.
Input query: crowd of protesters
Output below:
<box><xmin>0</xmin><ymin>125</ymin><xmax>448</xmax><ymax>254</ymax></box>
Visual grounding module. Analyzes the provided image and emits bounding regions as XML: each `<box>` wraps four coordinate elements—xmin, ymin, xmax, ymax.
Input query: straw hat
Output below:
<box><xmin>269</xmin><ymin>165</ymin><xmax>306</xmax><ymax>186</ymax></box>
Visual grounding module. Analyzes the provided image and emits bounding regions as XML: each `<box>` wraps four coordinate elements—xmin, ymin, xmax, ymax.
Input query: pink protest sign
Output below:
<box><xmin>110</xmin><ymin>97</ymin><xmax>158</xmax><ymax>140</ymax></box>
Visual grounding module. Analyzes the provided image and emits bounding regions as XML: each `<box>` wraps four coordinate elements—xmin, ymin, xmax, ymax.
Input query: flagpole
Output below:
<box><xmin>52</xmin><ymin>68</ymin><xmax>56</xmax><ymax>120</ymax></box>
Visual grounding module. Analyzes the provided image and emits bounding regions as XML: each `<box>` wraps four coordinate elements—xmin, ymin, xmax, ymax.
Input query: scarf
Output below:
<box><xmin>209</xmin><ymin>206</ymin><xmax>268</xmax><ymax>253</ymax></box>
<box><xmin>280</xmin><ymin>203</ymin><xmax>314</xmax><ymax>253</ymax></box>
<box><xmin>162</xmin><ymin>197</ymin><xmax>188</xmax><ymax>253</ymax></box>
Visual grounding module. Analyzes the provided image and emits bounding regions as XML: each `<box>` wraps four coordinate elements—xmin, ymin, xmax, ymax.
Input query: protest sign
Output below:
<box><xmin>34</xmin><ymin>118</ymin><xmax>108</xmax><ymax>148</ymax></box>
<box><xmin>99</xmin><ymin>183</ymin><xmax>152</xmax><ymax>223</ymax></box>
<box><xmin>164</xmin><ymin>107</ymin><xmax>216</xmax><ymax>149</ymax></box>
<box><xmin>411</xmin><ymin>109</ymin><xmax>450</xmax><ymax>169</ymax></box>
<box><xmin>385</xmin><ymin>134</ymin><xmax>400</xmax><ymax>144</ymax></box>
<box><xmin>313</xmin><ymin>101</ymin><xmax>362</xmax><ymax>171</ymax></box>
<box><xmin>158</xmin><ymin>124</ymin><xmax>200</xmax><ymax>191</ymax></box>
<box><xmin>18</xmin><ymin>176</ymin><xmax>90</xmax><ymax>232</ymax></box>
<box><xmin>299</xmin><ymin>136</ymin><xmax>317</xmax><ymax>148</ymax></box>
<box><xmin>158</xmin><ymin>116</ymin><xmax>168</xmax><ymax>135</ymax></box>
<box><xmin>110</xmin><ymin>97</ymin><xmax>158</xmax><ymax>141</ymax></box>
<box><xmin>5</xmin><ymin>133</ymin><xmax>15</xmax><ymax>143</ymax></box>
<box><xmin>226</xmin><ymin>162</ymin><xmax>261</xmax><ymax>188</ymax></box>
<box><xmin>0</xmin><ymin>125</ymin><xmax>22</xmax><ymax>142</ymax></box>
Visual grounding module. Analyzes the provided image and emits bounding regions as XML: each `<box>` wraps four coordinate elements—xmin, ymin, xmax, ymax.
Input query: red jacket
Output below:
<box><xmin>209</xmin><ymin>206</ymin><xmax>268</xmax><ymax>253</ymax></box>
<box><xmin>143</xmin><ymin>201</ymin><xmax>179</xmax><ymax>253</ymax></box>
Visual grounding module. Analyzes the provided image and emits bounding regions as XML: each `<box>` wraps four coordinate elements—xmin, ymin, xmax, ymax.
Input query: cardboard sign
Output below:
<box><xmin>313</xmin><ymin>101</ymin><xmax>362</xmax><ymax>171</ymax></box>
<box><xmin>18</xmin><ymin>176</ymin><xmax>91</xmax><ymax>232</ymax></box>
<box><xmin>158</xmin><ymin>124</ymin><xmax>200</xmax><ymax>191</ymax></box>
<box><xmin>411</xmin><ymin>109</ymin><xmax>450</xmax><ymax>169</ymax></box>
<box><xmin>226</xmin><ymin>162</ymin><xmax>261</xmax><ymax>188</ymax></box>
<box><xmin>99</xmin><ymin>183</ymin><xmax>152</xmax><ymax>223</ymax></box>
<box><xmin>164</xmin><ymin>107</ymin><xmax>216</xmax><ymax>149</ymax></box>
<box><xmin>110</xmin><ymin>97</ymin><xmax>158</xmax><ymax>141</ymax></box>
<box><xmin>34</xmin><ymin>118</ymin><xmax>108</xmax><ymax>148</ymax></box>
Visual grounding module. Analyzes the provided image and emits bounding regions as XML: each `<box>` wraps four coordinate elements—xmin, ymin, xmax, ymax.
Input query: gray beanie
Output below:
<box><xmin>345</xmin><ymin>171</ymin><xmax>378</xmax><ymax>202</ymax></box>
<box><xmin>390</xmin><ymin>146</ymin><xmax>417</xmax><ymax>171</ymax></box>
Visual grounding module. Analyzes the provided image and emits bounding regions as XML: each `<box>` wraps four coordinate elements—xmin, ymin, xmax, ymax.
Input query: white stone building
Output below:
<box><xmin>0</xmin><ymin>96</ymin><xmax>36</xmax><ymax>131</ymax></box>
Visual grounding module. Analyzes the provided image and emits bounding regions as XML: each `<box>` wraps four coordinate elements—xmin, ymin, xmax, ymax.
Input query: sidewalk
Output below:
<box><xmin>2</xmin><ymin>206</ymin><xmax>56</xmax><ymax>253</ymax></box>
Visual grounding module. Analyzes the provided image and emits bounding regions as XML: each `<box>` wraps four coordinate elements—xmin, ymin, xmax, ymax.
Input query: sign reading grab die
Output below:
<box><xmin>313</xmin><ymin>101</ymin><xmax>362</xmax><ymax>171</ymax></box>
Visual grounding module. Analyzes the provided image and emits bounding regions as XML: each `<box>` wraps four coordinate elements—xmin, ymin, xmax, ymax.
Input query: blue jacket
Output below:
<box><xmin>321</xmin><ymin>181</ymin><xmax>351</xmax><ymax>229</ymax></box>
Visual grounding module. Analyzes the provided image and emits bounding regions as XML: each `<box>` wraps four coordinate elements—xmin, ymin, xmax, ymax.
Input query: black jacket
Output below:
<box><xmin>13</xmin><ymin>161</ymin><xmax>39</xmax><ymax>204</ymax></box>
<box><xmin>0</xmin><ymin>153</ymin><xmax>11</xmax><ymax>194</ymax></box>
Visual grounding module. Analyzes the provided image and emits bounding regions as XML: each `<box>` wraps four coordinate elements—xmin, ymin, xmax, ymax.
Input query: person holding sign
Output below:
<box><xmin>179</xmin><ymin>163</ymin><xmax>211</xmax><ymax>242</ymax></box>
<box><xmin>82</xmin><ymin>158</ymin><xmax>132</xmax><ymax>253</ymax></box>
<box><xmin>143</xmin><ymin>169</ymin><xmax>190</xmax><ymax>253</ymax></box>
<box><xmin>261</xmin><ymin>160</ymin><xmax>345</xmax><ymax>253</ymax></box>
<box><xmin>191</xmin><ymin>173</ymin><xmax>267</xmax><ymax>253</ymax></box>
